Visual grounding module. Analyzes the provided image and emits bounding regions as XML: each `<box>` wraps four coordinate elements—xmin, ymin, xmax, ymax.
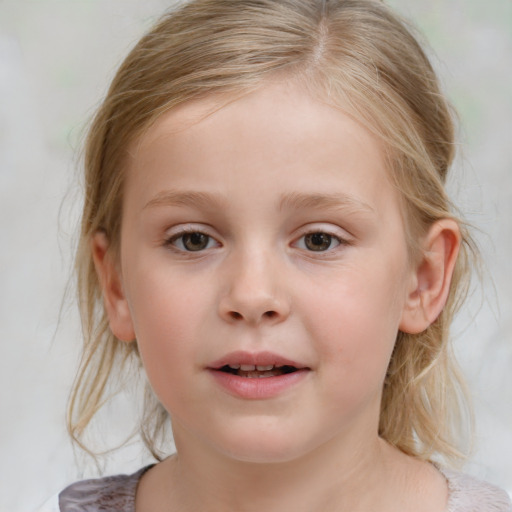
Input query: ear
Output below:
<box><xmin>91</xmin><ymin>231</ymin><xmax>135</xmax><ymax>342</ymax></box>
<box><xmin>399</xmin><ymin>219</ymin><xmax>461</xmax><ymax>334</ymax></box>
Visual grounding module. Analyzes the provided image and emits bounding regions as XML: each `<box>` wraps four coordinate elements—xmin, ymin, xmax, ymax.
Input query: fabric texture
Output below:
<box><xmin>58</xmin><ymin>466</ymin><xmax>152</xmax><ymax>512</ymax></box>
<box><xmin>440</xmin><ymin>468</ymin><xmax>512</xmax><ymax>512</ymax></box>
<box><xmin>57</xmin><ymin>465</ymin><xmax>512</xmax><ymax>512</ymax></box>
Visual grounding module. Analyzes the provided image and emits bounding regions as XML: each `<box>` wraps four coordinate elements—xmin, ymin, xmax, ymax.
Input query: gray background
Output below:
<box><xmin>0</xmin><ymin>1</ymin><xmax>510</xmax><ymax>510</ymax></box>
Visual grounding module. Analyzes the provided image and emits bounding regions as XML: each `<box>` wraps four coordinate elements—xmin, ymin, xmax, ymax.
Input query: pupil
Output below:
<box><xmin>183</xmin><ymin>232</ymin><xmax>208</xmax><ymax>251</ymax></box>
<box><xmin>305</xmin><ymin>233</ymin><xmax>331</xmax><ymax>251</ymax></box>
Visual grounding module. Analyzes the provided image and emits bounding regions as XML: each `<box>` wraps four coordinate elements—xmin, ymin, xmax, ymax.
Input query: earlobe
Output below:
<box><xmin>399</xmin><ymin>219</ymin><xmax>461</xmax><ymax>334</ymax></box>
<box><xmin>91</xmin><ymin>231</ymin><xmax>136</xmax><ymax>342</ymax></box>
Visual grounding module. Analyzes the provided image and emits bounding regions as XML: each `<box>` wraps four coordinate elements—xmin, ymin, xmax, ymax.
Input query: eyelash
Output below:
<box><xmin>164</xmin><ymin>227</ymin><xmax>349</xmax><ymax>254</ymax></box>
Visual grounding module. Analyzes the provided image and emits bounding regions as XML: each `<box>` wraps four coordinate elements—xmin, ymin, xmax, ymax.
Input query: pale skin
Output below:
<box><xmin>93</xmin><ymin>81</ymin><xmax>460</xmax><ymax>512</ymax></box>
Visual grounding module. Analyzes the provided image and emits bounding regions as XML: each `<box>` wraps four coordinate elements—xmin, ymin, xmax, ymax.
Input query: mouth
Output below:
<box><xmin>207</xmin><ymin>351</ymin><xmax>310</xmax><ymax>399</ymax></box>
<box><xmin>217</xmin><ymin>364</ymin><xmax>301</xmax><ymax>379</ymax></box>
<box><xmin>208</xmin><ymin>351</ymin><xmax>310</xmax><ymax>378</ymax></box>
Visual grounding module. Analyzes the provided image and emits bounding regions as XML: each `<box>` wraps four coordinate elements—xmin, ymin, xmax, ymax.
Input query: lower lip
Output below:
<box><xmin>208</xmin><ymin>369</ymin><xmax>310</xmax><ymax>399</ymax></box>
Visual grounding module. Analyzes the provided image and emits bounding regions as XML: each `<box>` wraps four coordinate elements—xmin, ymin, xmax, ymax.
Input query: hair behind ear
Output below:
<box><xmin>381</xmin><ymin>217</ymin><xmax>475</xmax><ymax>465</ymax></box>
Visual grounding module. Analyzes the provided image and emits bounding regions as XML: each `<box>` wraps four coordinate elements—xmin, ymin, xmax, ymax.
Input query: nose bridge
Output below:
<box><xmin>219</xmin><ymin>240</ymin><xmax>289</xmax><ymax>325</ymax></box>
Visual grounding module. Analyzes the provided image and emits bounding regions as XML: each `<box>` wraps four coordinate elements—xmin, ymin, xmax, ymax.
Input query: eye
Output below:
<box><xmin>295</xmin><ymin>232</ymin><xmax>341</xmax><ymax>252</ymax></box>
<box><xmin>167</xmin><ymin>231</ymin><xmax>218</xmax><ymax>252</ymax></box>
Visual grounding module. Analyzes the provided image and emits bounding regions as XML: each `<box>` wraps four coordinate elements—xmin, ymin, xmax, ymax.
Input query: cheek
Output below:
<box><xmin>300</xmin><ymin>278</ymin><xmax>404</xmax><ymax>421</ymax></box>
<box><xmin>125</xmin><ymin>254</ymin><xmax>213</xmax><ymax>336</ymax></box>
<box><xmin>124</xmin><ymin>271</ymin><xmax>208</xmax><ymax>400</ymax></box>
<box><xmin>301</xmin><ymin>257</ymin><xmax>409</xmax><ymax>375</ymax></box>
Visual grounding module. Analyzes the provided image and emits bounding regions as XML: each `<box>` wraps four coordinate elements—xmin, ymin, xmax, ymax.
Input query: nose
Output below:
<box><xmin>218</xmin><ymin>249</ymin><xmax>290</xmax><ymax>326</ymax></box>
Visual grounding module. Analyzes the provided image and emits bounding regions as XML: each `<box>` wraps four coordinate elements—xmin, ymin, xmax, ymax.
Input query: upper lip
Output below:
<box><xmin>208</xmin><ymin>350</ymin><xmax>309</xmax><ymax>370</ymax></box>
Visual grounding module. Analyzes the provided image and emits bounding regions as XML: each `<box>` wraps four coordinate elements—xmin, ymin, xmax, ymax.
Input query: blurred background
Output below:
<box><xmin>0</xmin><ymin>1</ymin><xmax>510</xmax><ymax>510</ymax></box>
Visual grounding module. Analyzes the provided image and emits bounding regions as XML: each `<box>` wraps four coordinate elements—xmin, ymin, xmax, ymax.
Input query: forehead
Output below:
<box><xmin>124</xmin><ymin>81</ymin><xmax>401</xmax><ymax>222</ymax></box>
<box><xmin>131</xmin><ymin>80</ymin><xmax>381</xmax><ymax>157</ymax></box>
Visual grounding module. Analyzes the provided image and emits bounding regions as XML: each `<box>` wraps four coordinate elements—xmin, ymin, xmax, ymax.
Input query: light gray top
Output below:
<box><xmin>42</xmin><ymin>465</ymin><xmax>512</xmax><ymax>512</ymax></box>
<box><xmin>440</xmin><ymin>468</ymin><xmax>512</xmax><ymax>512</ymax></box>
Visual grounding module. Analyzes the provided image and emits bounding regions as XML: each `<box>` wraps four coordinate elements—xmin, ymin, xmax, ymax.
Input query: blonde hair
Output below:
<box><xmin>70</xmin><ymin>0</ymin><xmax>476</xmax><ymax>464</ymax></box>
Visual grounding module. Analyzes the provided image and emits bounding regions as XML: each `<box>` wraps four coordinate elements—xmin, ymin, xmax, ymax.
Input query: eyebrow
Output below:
<box><xmin>278</xmin><ymin>192</ymin><xmax>376</xmax><ymax>216</ymax></box>
<box><xmin>143</xmin><ymin>189</ymin><xmax>375</xmax><ymax>216</ymax></box>
<box><xmin>143</xmin><ymin>190</ymin><xmax>228</xmax><ymax>211</ymax></box>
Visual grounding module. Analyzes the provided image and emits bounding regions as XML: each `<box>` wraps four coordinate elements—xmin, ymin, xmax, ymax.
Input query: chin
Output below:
<box><xmin>210</xmin><ymin>424</ymin><xmax>318</xmax><ymax>465</ymax></box>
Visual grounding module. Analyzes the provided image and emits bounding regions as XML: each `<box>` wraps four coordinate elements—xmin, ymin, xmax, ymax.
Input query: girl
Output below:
<box><xmin>51</xmin><ymin>0</ymin><xmax>511</xmax><ymax>510</ymax></box>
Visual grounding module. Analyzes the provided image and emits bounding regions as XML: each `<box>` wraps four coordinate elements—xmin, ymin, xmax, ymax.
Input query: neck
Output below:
<box><xmin>153</xmin><ymin>427</ymin><xmax>396</xmax><ymax>512</ymax></box>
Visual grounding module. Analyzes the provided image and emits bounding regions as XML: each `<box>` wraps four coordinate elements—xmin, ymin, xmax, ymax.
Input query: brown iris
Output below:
<box><xmin>182</xmin><ymin>232</ymin><xmax>210</xmax><ymax>251</ymax></box>
<box><xmin>304</xmin><ymin>233</ymin><xmax>333</xmax><ymax>251</ymax></box>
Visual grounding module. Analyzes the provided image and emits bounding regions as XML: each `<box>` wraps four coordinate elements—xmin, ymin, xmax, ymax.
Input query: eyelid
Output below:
<box><xmin>165</xmin><ymin>223</ymin><xmax>215</xmax><ymax>237</ymax></box>
<box><xmin>294</xmin><ymin>223</ymin><xmax>351</xmax><ymax>240</ymax></box>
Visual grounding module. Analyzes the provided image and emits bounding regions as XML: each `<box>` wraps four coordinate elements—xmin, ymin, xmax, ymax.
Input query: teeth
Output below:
<box><xmin>246</xmin><ymin>370</ymin><xmax>280</xmax><ymax>378</ymax></box>
<box><xmin>256</xmin><ymin>365</ymin><xmax>274</xmax><ymax>371</ymax></box>
<box><xmin>237</xmin><ymin>364</ymin><xmax>276</xmax><ymax>371</ymax></box>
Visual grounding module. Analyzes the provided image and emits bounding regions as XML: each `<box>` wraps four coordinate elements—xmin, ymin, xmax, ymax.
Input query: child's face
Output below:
<box><xmin>114</xmin><ymin>82</ymin><xmax>418</xmax><ymax>463</ymax></box>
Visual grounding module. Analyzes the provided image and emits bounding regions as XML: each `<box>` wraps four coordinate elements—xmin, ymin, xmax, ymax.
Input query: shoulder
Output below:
<box><xmin>441</xmin><ymin>468</ymin><xmax>512</xmax><ymax>512</ymax></box>
<box><xmin>57</xmin><ymin>465</ymin><xmax>153</xmax><ymax>512</ymax></box>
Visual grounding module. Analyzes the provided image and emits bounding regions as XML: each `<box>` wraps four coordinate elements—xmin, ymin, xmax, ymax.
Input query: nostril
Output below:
<box><xmin>227</xmin><ymin>310</ymin><xmax>278</xmax><ymax>321</ymax></box>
